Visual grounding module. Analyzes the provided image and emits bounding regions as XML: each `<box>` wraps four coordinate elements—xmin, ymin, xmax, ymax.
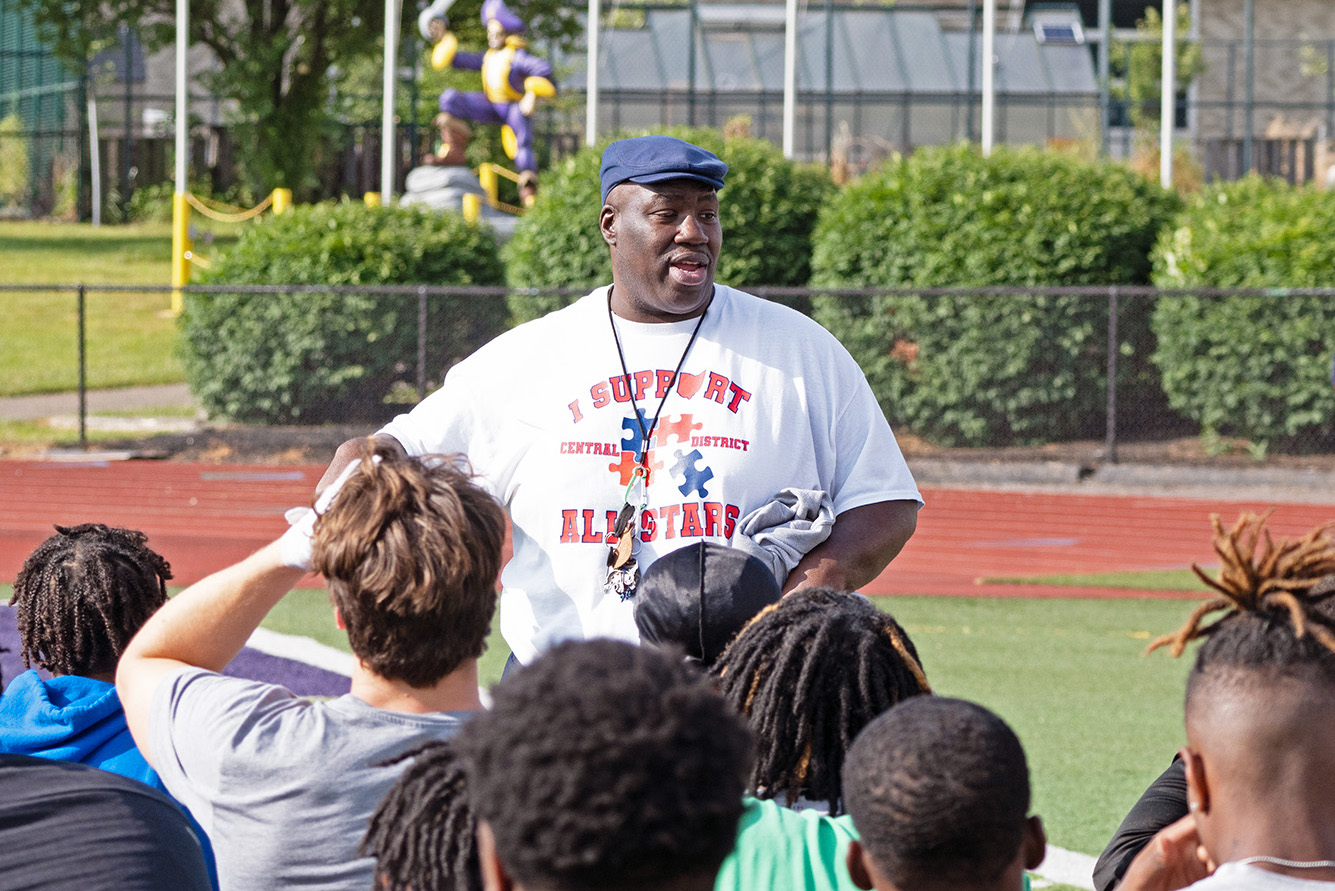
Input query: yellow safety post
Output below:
<box><xmin>364</xmin><ymin>191</ymin><xmax>382</xmax><ymax>207</ymax></box>
<box><xmin>462</xmin><ymin>193</ymin><xmax>481</xmax><ymax>225</ymax></box>
<box><xmin>271</xmin><ymin>187</ymin><xmax>293</xmax><ymax>215</ymax></box>
<box><xmin>478</xmin><ymin>164</ymin><xmax>499</xmax><ymax>205</ymax></box>
<box><xmin>170</xmin><ymin>192</ymin><xmax>192</xmax><ymax>316</ymax></box>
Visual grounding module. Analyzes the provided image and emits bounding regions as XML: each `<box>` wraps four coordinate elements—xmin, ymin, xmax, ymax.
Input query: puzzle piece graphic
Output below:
<box><xmin>608</xmin><ymin>449</ymin><xmax>663</xmax><ymax>486</ymax></box>
<box><xmin>654</xmin><ymin>414</ymin><xmax>702</xmax><ymax>446</ymax></box>
<box><xmin>671</xmin><ymin>449</ymin><xmax>713</xmax><ymax>498</ymax></box>
<box><xmin>620</xmin><ymin>409</ymin><xmax>653</xmax><ymax>460</ymax></box>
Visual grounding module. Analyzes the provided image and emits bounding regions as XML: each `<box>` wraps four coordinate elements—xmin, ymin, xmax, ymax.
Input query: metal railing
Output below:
<box><xmin>4</xmin><ymin>283</ymin><xmax>1333</xmax><ymax>458</ymax></box>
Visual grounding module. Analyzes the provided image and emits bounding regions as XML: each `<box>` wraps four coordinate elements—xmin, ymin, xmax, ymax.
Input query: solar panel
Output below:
<box><xmin>1034</xmin><ymin>22</ymin><xmax>1084</xmax><ymax>45</ymax></box>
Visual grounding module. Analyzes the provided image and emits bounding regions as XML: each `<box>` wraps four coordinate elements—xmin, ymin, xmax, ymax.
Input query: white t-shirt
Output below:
<box><xmin>1188</xmin><ymin>862</ymin><xmax>1335</xmax><ymax>890</ymax></box>
<box><xmin>381</xmin><ymin>285</ymin><xmax>923</xmax><ymax>663</ymax></box>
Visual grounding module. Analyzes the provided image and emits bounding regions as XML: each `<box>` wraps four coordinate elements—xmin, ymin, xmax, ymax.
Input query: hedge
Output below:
<box><xmin>181</xmin><ymin>201</ymin><xmax>506</xmax><ymax>423</ymax></box>
<box><xmin>1151</xmin><ymin>177</ymin><xmax>1335</xmax><ymax>450</ymax></box>
<box><xmin>504</xmin><ymin>127</ymin><xmax>834</xmax><ymax>322</ymax></box>
<box><xmin>809</xmin><ymin>143</ymin><xmax>1181</xmax><ymax>446</ymax></box>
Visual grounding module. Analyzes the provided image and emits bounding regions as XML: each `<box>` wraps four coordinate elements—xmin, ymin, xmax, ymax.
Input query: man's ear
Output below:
<box><xmin>600</xmin><ymin>204</ymin><xmax>616</xmax><ymax>246</ymax></box>
<box><xmin>1181</xmin><ymin>745</ymin><xmax>1210</xmax><ymax>816</ymax></box>
<box><xmin>333</xmin><ymin>607</ymin><xmax>345</xmax><ymax>631</ymax></box>
<box><xmin>1022</xmin><ymin>815</ymin><xmax>1047</xmax><ymax>871</ymax></box>
<box><xmin>476</xmin><ymin>820</ymin><xmax>514</xmax><ymax>891</ymax></box>
<box><xmin>845</xmin><ymin>840</ymin><xmax>877</xmax><ymax>891</ymax></box>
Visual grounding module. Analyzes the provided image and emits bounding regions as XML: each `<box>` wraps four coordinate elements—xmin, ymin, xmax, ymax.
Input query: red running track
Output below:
<box><xmin>1</xmin><ymin>459</ymin><xmax>1331</xmax><ymax>597</ymax></box>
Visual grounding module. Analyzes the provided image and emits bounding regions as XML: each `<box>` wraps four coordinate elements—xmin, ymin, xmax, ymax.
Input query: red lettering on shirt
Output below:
<box><xmin>704</xmin><ymin>372</ymin><xmax>729</xmax><ymax>404</ymax></box>
<box><xmin>632</xmin><ymin>370</ymin><xmax>654</xmax><ymax>401</ymax></box>
<box><xmin>639</xmin><ymin>508</ymin><xmax>657</xmax><ymax>542</ymax></box>
<box><xmin>590</xmin><ymin>381</ymin><xmax>610</xmax><ymax>409</ymax></box>
<box><xmin>702</xmin><ymin>502</ymin><xmax>722</xmax><ymax>537</ymax></box>
<box><xmin>569</xmin><ymin>400</ymin><xmax>584</xmax><ymax>424</ymax></box>
<box><xmin>559</xmin><ymin>509</ymin><xmax>578</xmax><ymax>543</ymax></box>
<box><xmin>655</xmin><ymin>369</ymin><xmax>675</xmax><ymax>399</ymax></box>
<box><xmin>581</xmin><ymin>509</ymin><xmax>602</xmax><ymax>543</ymax></box>
<box><xmin>726</xmin><ymin>383</ymin><xmax>753</xmax><ymax>413</ymax></box>
<box><xmin>609</xmin><ymin>375</ymin><xmax>632</xmax><ymax>403</ymax></box>
<box><xmin>724</xmin><ymin>505</ymin><xmax>740</xmax><ymax>539</ymax></box>
<box><xmin>680</xmin><ymin>503</ymin><xmax>704</xmax><ymax>538</ymax></box>
<box><xmin>659</xmin><ymin>504</ymin><xmax>681</xmax><ymax>539</ymax></box>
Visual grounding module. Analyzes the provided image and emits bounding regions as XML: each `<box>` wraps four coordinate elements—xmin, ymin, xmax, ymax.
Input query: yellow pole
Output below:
<box><xmin>478</xmin><ymin>164</ymin><xmax>498</xmax><ymax>204</ymax></box>
<box><xmin>272</xmin><ymin>187</ymin><xmax>292</xmax><ymax>214</ymax></box>
<box><xmin>170</xmin><ymin>192</ymin><xmax>192</xmax><ymax>316</ymax></box>
<box><xmin>462</xmin><ymin>193</ymin><xmax>481</xmax><ymax>224</ymax></box>
<box><xmin>364</xmin><ymin>191</ymin><xmax>382</xmax><ymax>207</ymax></box>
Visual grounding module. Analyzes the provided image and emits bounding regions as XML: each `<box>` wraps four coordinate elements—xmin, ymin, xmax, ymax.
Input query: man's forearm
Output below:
<box><xmin>781</xmin><ymin>499</ymin><xmax>919</xmax><ymax>594</ymax></box>
<box><xmin>122</xmin><ymin>541</ymin><xmax>304</xmax><ymax>673</ymax></box>
<box><xmin>117</xmin><ymin>541</ymin><xmax>306</xmax><ymax>761</ymax></box>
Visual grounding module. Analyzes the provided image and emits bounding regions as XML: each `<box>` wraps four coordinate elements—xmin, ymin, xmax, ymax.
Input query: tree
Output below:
<box><xmin>18</xmin><ymin>0</ymin><xmax>580</xmax><ymax>198</ymax></box>
<box><xmin>1114</xmin><ymin>2</ymin><xmax>1204</xmax><ymax>130</ymax></box>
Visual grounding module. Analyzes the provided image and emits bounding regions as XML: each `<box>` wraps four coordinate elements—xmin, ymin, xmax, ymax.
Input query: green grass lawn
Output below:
<box><xmin>981</xmin><ymin>569</ymin><xmax>1203</xmax><ymax>591</ymax></box>
<box><xmin>0</xmin><ymin>220</ymin><xmax>238</xmax><ymax>396</ymax></box>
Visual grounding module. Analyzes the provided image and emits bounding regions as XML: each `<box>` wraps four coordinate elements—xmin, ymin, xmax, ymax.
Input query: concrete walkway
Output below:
<box><xmin>0</xmin><ymin>383</ymin><xmax>195</xmax><ymax>421</ymax></box>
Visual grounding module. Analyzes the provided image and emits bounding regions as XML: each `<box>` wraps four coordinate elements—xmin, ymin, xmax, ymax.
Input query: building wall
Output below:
<box><xmin>1194</xmin><ymin>0</ymin><xmax>1335</xmax><ymax>143</ymax></box>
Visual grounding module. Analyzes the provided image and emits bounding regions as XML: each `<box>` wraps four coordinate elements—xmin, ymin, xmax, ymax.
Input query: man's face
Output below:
<box><xmin>601</xmin><ymin>180</ymin><xmax>722</xmax><ymax>323</ymax></box>
<box><xmin>487</xmin><ymin>20</ymin><xmax>506</xmax><ymax>48</ymax></box>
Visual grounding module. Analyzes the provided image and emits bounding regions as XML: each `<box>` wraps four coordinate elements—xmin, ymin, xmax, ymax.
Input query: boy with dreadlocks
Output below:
<box><xmin>1113</xmin><ymin>512</ymin><xmax>1335</xmax><ymax>891</ymax></box>
<box><xmin>1</xmin><ymin>524</ymin><xmax>171</xmax><ymax>789</ymax></box>
<box><xmin>712</xmin><ymin>586</ymin><xmax>932</xmax><ymax>815</ymax></box>
<box><xmin>116</xmin><ymin>441</ymin><xmax>505</xmax><ymax>891</ymax></box>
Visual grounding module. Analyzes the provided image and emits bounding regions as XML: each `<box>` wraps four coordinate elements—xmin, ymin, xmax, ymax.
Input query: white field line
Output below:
<box><xmin>1031</xmin><ymin>845</ymin><xmax>1096</xmax><ymax>890</ymax></box>
<box><xmin>245</xmin><ymin>627</ymin><xmax>355</xmax><ymax>677</ymax></box>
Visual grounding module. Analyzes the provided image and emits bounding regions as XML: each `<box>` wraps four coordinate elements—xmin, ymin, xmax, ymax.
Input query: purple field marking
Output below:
<box><xmin>0</xmin><ymin>605</ymin><xmax>348</xmax><ymax>697</ymax></box>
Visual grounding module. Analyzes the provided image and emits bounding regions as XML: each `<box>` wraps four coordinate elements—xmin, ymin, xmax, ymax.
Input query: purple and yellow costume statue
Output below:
<box><xmin>421</xmin><ymin>0</ymin><xmax>555</xmax><ymax>204</ymax></box>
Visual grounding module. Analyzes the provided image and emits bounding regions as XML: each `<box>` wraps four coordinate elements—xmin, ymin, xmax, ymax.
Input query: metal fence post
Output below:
<box><xmin>77</xmin><ymin>284</ymin><xmax>87</xmax><ymax>450</ymax></box>
<box><xmin>1105</xmin><ymin>285</ymin><xmax>1119</xmax><ymax>465</ymax></box>
<box><xmin>417</xmin><ymin>285</ymin><xmax>428</xmax><ymax>400</ymax></box>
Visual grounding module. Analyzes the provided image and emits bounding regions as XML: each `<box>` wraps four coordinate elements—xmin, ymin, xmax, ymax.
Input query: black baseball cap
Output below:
<box><xmin>634</xmin><ymin>542</ymin><xmax>782</xmax><ymax>667</ymax></box>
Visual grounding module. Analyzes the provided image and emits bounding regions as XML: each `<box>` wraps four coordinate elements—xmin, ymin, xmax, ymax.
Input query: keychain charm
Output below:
<box><xmin>604</xmin><ymin>501</ymin><xmax>640</xmax><ymax>600</ymax></box>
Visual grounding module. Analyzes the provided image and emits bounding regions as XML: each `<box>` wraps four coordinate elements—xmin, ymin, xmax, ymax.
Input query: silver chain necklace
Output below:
<box><xmin>1236</xmin><ymin>856</ymin><xmax>1335</xmax><ymax>870</ymax></box>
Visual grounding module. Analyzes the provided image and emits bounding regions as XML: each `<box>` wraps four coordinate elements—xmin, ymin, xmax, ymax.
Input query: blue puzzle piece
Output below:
<box><xmin>672</xmin><ymin>449</ymin><xmax>714</xmax><ymax>498</ymax></box>
<box><xmin>620</xmin><ymin>409</ymin><xmax>653</xmax><ymax>460</ymax></box>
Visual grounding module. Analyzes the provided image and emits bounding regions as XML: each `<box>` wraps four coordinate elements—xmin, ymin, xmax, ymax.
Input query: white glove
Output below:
<box><xmin>278</xmin><ymin>458</ymin><xmax>368</xmax><ymax>570</ymax></box>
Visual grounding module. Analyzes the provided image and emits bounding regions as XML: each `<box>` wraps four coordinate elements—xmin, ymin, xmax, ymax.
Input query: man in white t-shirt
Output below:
<box><xmin>319</xmin><ymin>135</ymin><xmax>922</xmax><ymax>666</ymax></box>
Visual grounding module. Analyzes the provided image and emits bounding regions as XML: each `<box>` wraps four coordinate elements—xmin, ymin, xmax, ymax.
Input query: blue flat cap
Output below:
<box><xmin>600</xmin><ymin>135</ymin><xmax>728</xmax><ymax>204</ymax></box>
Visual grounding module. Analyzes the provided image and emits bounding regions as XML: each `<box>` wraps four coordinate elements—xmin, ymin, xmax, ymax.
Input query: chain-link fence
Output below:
<box><xmin>6</xmin><ymin>283</ymin><xmax>1334</xmax><ymax>460</ymax></box>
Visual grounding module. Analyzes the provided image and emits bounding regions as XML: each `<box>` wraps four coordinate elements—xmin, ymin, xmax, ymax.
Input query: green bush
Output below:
<box><xmin>504</xmin><ymin>127</ymin><xmax>834</xmax><ymax>322</ymax></box>
<box><xmin>181</xmin><ymin>201</ymin><xmax>506</xmax><ymax>423</ymax></box>
<box><xmin>0</xmin><ymin>113</ymin><xmax>30</xmax><ymax>208</ymax></box>
<box><xmin>810</xmin><ymin>143</ymin><xmax>1180</xmax><ymax>446</ymax></box>
<box><xmin>1151</xmin><ymin>177</ymin><xmax>1335</xmax><ymax>450</ymax></box>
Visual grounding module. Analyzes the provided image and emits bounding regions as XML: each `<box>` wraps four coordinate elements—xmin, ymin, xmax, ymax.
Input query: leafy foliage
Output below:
<box><xmin>1151</xmin><ymin>177</ymin><xmax>1335</xmax><ymax>449</ymax></box>
<box><xmin>810</xmin><ymin>143</ymin><xmax>1180</xmax><ymax>446</ymax></box>
<box><xmin>504</xmin><ymin>127</ymin><xmax>834</xmax><ymax>322</ymax></box>
<box><xmin>181</xmin><ymin>201</ymin><xmax>505</xmax><ymax>423</ymax></box>
<box><xmin>1113</xmin><ymin>3</ymin><xmax>1204</xmax><ymax>130</ymax></box>
<box><xmin>0</xmin><ymin>114</ymin><xmax>30</xmax><ymax>207</ymax></box>
<box><xmin>18</xmin><ymin>0</ymin><xmax>580</xmax><ymax>199</ymax></box>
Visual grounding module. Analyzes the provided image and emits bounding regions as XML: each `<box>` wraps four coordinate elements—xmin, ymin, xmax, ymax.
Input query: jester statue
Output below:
<box><xmin>419</xmin><ymin>0</ymin><xmax>556</xmax><ymax>206</ymax></box>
